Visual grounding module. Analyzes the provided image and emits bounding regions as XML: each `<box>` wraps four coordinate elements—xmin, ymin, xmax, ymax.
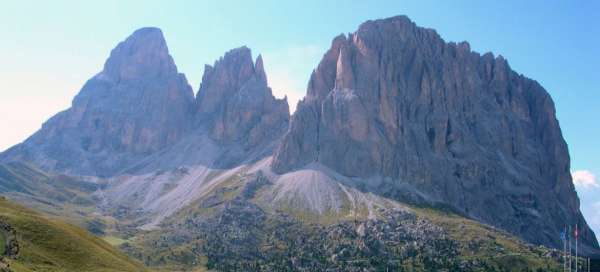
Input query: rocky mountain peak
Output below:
<box><xmin>103</xmin><ymin>27</ymin><xmax>177</xmax><ymax>81</ymax></box>
<box><xmin>305</xmin><ymin>34</ymin><xmax>346</xmax><ymax>102</ymax></box>
<box><xmin>254</xmin><ymin>54</ymin><xmax>267</xmax><ymax>84</ymax></box>
<box><xmin>197</xmin><ymin>46</ymin><xmax>265</xmax><ymax>114</ymax></box>
<box><xmin>272</xmin><ymin>15</ymin><xmax>599</xmax><ymax>252</ymax></box>
<box><xmin>0</xmin><ymin>27</ymin><xmax>195</xmax><ymax>176</ymax></box>
<box><xmin>195</xmin><ymin>47</ymin><xmax>289</xmax><ymax>145</ymax></box>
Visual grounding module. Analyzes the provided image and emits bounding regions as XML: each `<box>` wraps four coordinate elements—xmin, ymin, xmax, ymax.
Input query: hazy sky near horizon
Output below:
<box><xmin>1</xmin><ymin>1</ymin><xmax>600</xmax><ymax>237</ymax></box>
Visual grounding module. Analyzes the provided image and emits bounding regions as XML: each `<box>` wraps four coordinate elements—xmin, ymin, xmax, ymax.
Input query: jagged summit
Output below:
<box><xmin>196</xmin><ymin>46</ymin><xmax>289</xmax><ymax>144</ymax></box>
<box><xmin>197</xmin><ymin>46</ymin><xmax>268</xmax><ymax>114</ymax></box>
<box><xmin>0</xmin><ymin>27</ymin><xmax>194</xmax><ymax>176</ymax></box>
<box><xmin>254</xmin><ymin>54</ymin><xmax>267</xmax><ymax>83</ymax></box>
<box><xmin>103</xmin><ymin>27</ymin><xmax>178</xmax><ymax>81</ymax></box>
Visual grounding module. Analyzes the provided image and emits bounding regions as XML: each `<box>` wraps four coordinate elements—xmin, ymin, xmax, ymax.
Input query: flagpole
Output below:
<box><xmin>564</xmin><ymin>225</ymin><xmax>568</xmax><ymax>272</ymax></box>
<box><xmin>569</xmin><ymin>225</ymin><xmax>572</xmax><ymax>271</ymax></box>
<box><xmin>575</xmin><ymin>224</ymin><xmax>578</xmax><ymax>272</ymax></box>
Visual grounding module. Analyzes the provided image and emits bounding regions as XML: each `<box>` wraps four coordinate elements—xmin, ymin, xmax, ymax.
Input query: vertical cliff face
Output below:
<box><xmin>272</xmin><ymin>16</ymin><xmax>598</xmax><ymax>250</ymax></box>
<box><xmin>1</xmin><ymin>28</ymin><xmax>196</xmax><ymax>176</ymax></box>
<box><xmin>195</xmin><ymin>46</ymin><xmax>289</xmax><ymax>147</ymax></box>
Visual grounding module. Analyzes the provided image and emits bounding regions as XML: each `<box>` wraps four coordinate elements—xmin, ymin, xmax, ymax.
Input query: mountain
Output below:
<box><xmin>0</xmin><ymin>26</ymin><xmax>289</xmax><ymax>232</ymax></box>
<box><xmin>196</xmin><ymin>47</ymin><xmax>289</xmax><ymax>147</ymax></box>
<box><xmin>272</xmin><ymin>15</ymin><xmax>598</xmax><ymax>253</ymax></box>
<box><xmin>89</xmin><ymin>46</ymin><xmax>289</xmax><ymax>230</ymax></box>
<box><xmin>0</xmin><ymin>196</ymin><xmax>147</xmax><ymax>272</ymax></box>
<box><xmin>0</xmin><ymin>27</ymin><xmax>196</xmax><ymax>177</ymax></box>
<box><xmin>0</xmin><ymin>15</ymin><xmax>596</xmax><ymax>271</ymax></box>
<box><xmin>0</xmin><ymin>30</ymin><xmax>288</xmax><ymax>177</ymax></box>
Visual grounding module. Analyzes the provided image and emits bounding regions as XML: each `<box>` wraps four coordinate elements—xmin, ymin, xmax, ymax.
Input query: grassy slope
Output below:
<box><xmin>0</xmin><ymin>197</ymin><xmax>147</xmax><ymax>272</ymax></box>
<box><xmin>0</xmin><ymin>162</ymin><xmax>100</xmax><ymax>227</ymax></box>
<box><xmin>414</xmin><ymin>207</ymin><xmax>561</xmax><ymax>271</ymax></box>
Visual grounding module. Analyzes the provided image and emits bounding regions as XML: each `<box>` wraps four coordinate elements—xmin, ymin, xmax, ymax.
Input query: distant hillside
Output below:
<box><xmin>0</xmin><ymin>162</ymin><xmax>108</xmax><ymax>234</ymax></box>
<box><xmin>0</xmin><ymin>197</ymin><xmax>147</xmax><ymax>272</ymax></box>
<box><xmin>0</xmin><ymin>161</ymin><xmax>98</xmax><ymax>209</ymax></box>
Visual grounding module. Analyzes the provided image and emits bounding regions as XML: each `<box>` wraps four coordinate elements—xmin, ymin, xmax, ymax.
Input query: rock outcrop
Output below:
<box><xmin>272</xmin><ymin>15</ymin><xmax>598</xmax><ymax>251</ymax></box>
<box><xmin>0</xmin><ymin>28</ymin><xmax>195</xmax><ymax>176</ymax></box>
<box><xmin>0</xmin><ymin>217</ymin><xmax>19</xmax><ymax>259</ymax></box>
<box><xmin>0</xmin><ymin>216</ymin><xmax>17</xmax><ymax>272</ymax></box>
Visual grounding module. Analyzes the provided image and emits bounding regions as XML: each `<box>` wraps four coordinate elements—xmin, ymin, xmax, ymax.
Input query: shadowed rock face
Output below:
<box><xmin>0</xmin><ymin>27</ymin><xmax>195</xmax><ymax>176</ymax></box>
<box><xmin>272</xmin><ymin>16</ymin><xmax>598</xmax><ymax>251</ymax></box>
<box><xmin>195</xmin><ymin>46</ymin><xmax>289</xmax><ymax>146</ymax></box>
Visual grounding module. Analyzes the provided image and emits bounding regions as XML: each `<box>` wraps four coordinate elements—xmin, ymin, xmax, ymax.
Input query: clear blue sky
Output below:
<box><xmin>1</xmin><ymin>0</ymin><xmax>599</xmax><ymax>236</ymax></box>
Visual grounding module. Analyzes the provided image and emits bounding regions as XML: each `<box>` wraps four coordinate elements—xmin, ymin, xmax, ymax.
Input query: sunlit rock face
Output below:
<box><xmin>0</xmin><ymin>28</ymin><xmax>196</xmax><ymax>176</ymax></box>
<box><xmin>272</xmin><ymin>15</ymin><xmax>598</xmax><ymax>251</ymax></box>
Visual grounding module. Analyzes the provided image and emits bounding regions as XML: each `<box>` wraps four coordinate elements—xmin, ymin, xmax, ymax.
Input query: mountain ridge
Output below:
<box><xmin>0</xmin><ymin>15</ymin><xmax>597</xmax><ymax>270</ymax></box>
<box><xmin>0</xmin><ymin>36</ymin><xmax>289</xmax><ymax>177</ymax></box>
